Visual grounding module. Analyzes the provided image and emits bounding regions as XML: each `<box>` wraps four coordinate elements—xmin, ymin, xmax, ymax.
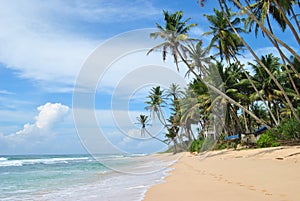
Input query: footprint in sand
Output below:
<box><xmin>247</xmin><ymin>185</ymin><xmax>256</xmax><ymax>191</ymax></box>
<box><xmin>236</xmin><ymin>182</ymin><xmax>245</xmax><ymax>187</ymax></box>
<box><xmin>265</xmin><ymin>193</ymin><xmax>272</xmax><ymax>196</ymax></box>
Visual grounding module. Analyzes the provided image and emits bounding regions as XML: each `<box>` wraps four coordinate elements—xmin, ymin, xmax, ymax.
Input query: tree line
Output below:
<box><xmin>137</xmin><ymin>0</ymin><xmax>300</xmax><ymax>153</ymax></box>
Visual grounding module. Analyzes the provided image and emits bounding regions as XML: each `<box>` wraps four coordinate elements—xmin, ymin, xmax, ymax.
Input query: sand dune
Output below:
<box><xmin>144</xmin><ymin>146</ymin><xmax>300</xmax><ymax>201</ymax></box>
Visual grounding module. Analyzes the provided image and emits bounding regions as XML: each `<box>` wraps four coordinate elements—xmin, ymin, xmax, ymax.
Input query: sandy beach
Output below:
<box><xmin>144</xmin><ymin>146</ymin><xmax>300</xmax><ymax>201</ymax></box>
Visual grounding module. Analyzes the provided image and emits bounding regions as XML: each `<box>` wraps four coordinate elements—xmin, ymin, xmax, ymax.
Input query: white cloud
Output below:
<box><xmin>0</xmin><ymin>1</ymin><xmax>99</xmax><ymax>91</ymax></box>
<box><xmin>0</xmin><ymin>1</ymin><xmax>162</xmax><ymax>93</ymax></box>
<box><xmin>1</xmin><ymin>103</ymin><xmax>70</xmax><ymax>151</ymax></box>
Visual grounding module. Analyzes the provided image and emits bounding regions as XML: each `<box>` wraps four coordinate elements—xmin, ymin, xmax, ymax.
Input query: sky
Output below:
<box><xmin>0</xmin><ymin>0</ymin><xmax>298</xmax><ymax>155</ymax></box>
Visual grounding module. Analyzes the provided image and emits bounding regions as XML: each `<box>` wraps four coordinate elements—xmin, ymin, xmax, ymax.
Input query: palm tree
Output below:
<box><xmin>272</xmin><ymin>0</ymin><xmax>300</xmax><ymax>43</ymax></box>
<box><xmin>183</xmin><ymin>40</ymin><xmax>211</xmax><ymax>78</ymax></box>
<box><xmin>229</xmin><ymin>0</ymin><xmax>300</xmax><ymax>63</ymax></box>
<box><xmin>181</xmin><ymin>79</ymin><xmax>211</xmax><ymax>133</ymax></box>
<box><xmin>147</xmin><ymin>10</ymin><xmax>197</xmax><ymax>71</ymax></box>
<box><xmin>136</xmin><ymin>114</ymin><xmax>151</xmax><ymax>137</ymax></box>
<box><xmin>136</xmin><ymin>114</ymin><xmax>168</xmax><ymax>145</ymax></box>
<box><xmin>203</xmin><ymin>8</ymin><xmax>245</xmax><ymax>62</ymax></box>
<box><xmin>145</xmin><ymin>86</ymin><xmax>166</xmax><ymax>125</ymax></box>
<box><xmin>249</xmin><ymin>54</ymin><xmax>283</xmax><ymax>125</ymax></box>
<box><xmin>245</xmin><ymin>0</ymin><xmax>286</xmax><ymax>36</ymax></box>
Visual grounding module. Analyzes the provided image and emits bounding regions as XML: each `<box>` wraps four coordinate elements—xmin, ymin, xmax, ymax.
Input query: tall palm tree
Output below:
<box><xmin>147</xmin><ymin>10</ymin><xmax>197</xmax><ymax>71</ymax></box>
<box><xmin>229</xmin><ymin>0</ymin><xmax>300</xmax><ymax>63</ymax></box>
<box><xmin>272</xmin><ymin>0</ymin><xmax>300</xmax><ymax>43</ymax></box>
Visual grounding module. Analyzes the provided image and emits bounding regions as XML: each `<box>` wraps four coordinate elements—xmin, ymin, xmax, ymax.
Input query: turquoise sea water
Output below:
<box><xmin>0</xmin><ymin>154</ymin><xmax>174</xmax><ymax>201</ymax></box>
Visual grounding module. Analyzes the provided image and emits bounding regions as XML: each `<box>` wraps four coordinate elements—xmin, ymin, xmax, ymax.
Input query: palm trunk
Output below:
<box><xmin>243</xmin><ymin>109</ymin><xmax>249</xmax><ymax>133</ymax></box>
<box><xmin>272</xmin><ymin>0</ymin><xmax>300</xmax><ymax>46</ymax></box>
<box><xmin>265</xmin><ymin>15</ymin><xmax>300</xmax><ymax>98</ymax></box>
<box><xmin>290</xmin><ymin>6</ymin><xmax>300</xmax><ymax>32</ymax></box>
<box><xmin>232</xmin><ymin>55</ymin><xmax>279</xmax><ymax>125</ymax></box>
<box><xmin>145</xmin><ymin>129</ymin><xmax>169</xmax><ymax>145</ymax></box>
<box><xmin>172</xmin><ymin>138</ymin><xmax>177</xmax><ymax>154</ymax></box>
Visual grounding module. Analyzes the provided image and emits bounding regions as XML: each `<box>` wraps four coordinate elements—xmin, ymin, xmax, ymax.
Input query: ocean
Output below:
<box><xmin>0</xmin><ymin>154</ymin><xmax>176</xmax><ymax>201</ymax></box>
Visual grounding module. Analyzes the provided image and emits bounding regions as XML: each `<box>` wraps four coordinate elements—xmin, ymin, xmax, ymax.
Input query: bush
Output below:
<box><xmin>189</xmin><ymin>139</ymin><xmax>203</xmax><ymax>153</ymax></box>
<box><xmin>216</xmin><ymin>142</ymin><xmax>227</xmax><ymax>150</ymax></box>
<box><xmin>257</xmin><ymin>131</ymin><xmax>280</xmax><ymax>148</ymax></box>
<box><xmin>277</xmin><ymin>117</ymin><xmax>300</xmax><ymax>140</ymax></box>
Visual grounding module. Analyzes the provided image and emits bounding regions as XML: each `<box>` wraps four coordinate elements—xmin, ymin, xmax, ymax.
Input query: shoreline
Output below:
<box><xmin>143</xmin><ymin>146</ymin><xmax>300</xmax><ymax>201</ymax></box>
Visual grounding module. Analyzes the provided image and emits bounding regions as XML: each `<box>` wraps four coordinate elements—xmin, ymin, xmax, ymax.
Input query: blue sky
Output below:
<box><xmin>0</xmin><ymin>0</ymin><xmax>298</xmax><ymax>155</ymax></box>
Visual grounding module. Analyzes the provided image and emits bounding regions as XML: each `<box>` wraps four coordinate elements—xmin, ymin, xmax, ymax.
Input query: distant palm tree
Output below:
<box><xmin>166</xmin><ymin>83</ymin><xmax>184</xmax><ymax>127</ymax></box>
<box><xmin>145</xmin><ymin>86</ymin><xmax>166</xmax><ymax>125</ymax></box>
<box><xmin>183</xmin><ymin>40</ymin><xmax>211</xmax><ymax>78</ymax></box>
<box><xmin>136</xmin><ymin>114</ymin><xmax>168</xmax><ymax>145</ymax></box>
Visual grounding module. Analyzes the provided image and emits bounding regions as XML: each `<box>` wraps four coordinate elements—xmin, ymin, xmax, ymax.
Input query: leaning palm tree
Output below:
<box><xmin>136</xmin><ymin>114</ymin><xmax>168</xmax><ymax>145</ymax></box>
<box><xmin>245</xmin><ymin>0</ymin><xmax>286</xmax><ymax>36</ymax></box>
<box><xmin>147</xmin><ymin>10</ymin><xmax>197</xmax><ymax>71</ymax></box>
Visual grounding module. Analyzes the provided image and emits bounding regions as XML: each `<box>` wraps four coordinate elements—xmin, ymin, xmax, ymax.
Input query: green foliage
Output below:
<box><xmin>229</xmin><ymin>141</ymin><xmax>238</xmax><ymax>149</ymax></box>
<box><xmin>277</xmin><ymin>111</ymin><xmax>300</xmax><ymax>140</ymax></box>
<box><xmin>215</xmin><ymin>142</ymin><xmax>227</xmax><ymax>150</ymax></box>
<box><xmin>257</xmin><ymin>131</ymin><xmax>280</xmax><ymax>148</ymax></box>
<box><xmin>189</xmin><ymin>139</ymin><xmax>203</xmax><ymax>153</ymax></box>
<box><xmin>189</xmin><ymin>138</ymin><xmax>216</xmax><ymax>153</ymax></box>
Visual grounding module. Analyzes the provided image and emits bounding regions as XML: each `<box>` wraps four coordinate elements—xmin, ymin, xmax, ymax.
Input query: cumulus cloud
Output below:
<box><xmin>1</xmin><ymin>102</ymin><xmax>69</xmax><ymax>147</ymax></box>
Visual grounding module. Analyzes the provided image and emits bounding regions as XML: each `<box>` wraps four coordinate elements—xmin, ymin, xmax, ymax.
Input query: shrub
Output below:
<box><xmin>277</xmin><ymin>117</ymin><xmax>300</xmax><ymax>140</ymax></box>
<box><xmin>216</xmin><ymin>142</ymin><xmax>227</xmax><ymax>150</ymax></box>
<box><xmin>189</xmin><ymin>139</ymin><xmax>203</xmax><ymax>153</ymax></box>
<box><xmin>257</xmin><ymin>131</ymin><xmax>280</xmax><ymax>148</ymax></box>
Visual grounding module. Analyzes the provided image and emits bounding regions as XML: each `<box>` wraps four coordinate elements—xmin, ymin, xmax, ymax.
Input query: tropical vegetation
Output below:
<box><xmin>136</xmin><ymin>1</ymin><xmax>300</xmax><ymax>153</ymax></box>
